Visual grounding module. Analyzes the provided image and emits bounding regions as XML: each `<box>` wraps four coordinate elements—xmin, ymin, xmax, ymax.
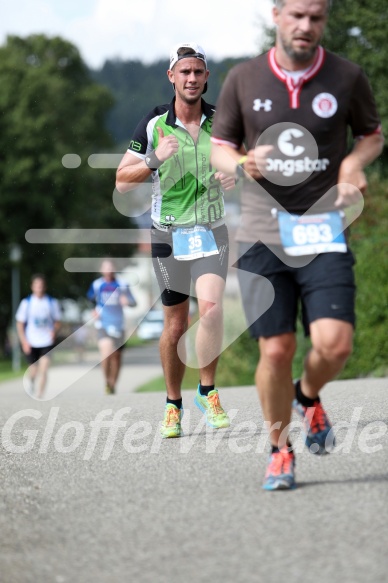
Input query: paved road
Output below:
<box><xmin>0</xmin><ymin>366</ymin><xmax>387</xmax><ymax>583</ymax></box>
<box><xmin>5</xmin><ymin>342</ymin><xmax>164</xmax><ymax>401</ymax></box>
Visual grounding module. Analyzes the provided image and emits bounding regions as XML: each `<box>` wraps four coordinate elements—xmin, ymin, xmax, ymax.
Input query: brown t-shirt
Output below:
<box><xmin>212</xmin><ymin>47</ymin><xmax>381</xmax><ymax>244</ymax></box>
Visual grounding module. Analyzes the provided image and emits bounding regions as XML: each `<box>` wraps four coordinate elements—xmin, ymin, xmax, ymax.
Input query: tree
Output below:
<box><xmin>324</xmin><ymin>0</ymin><xmax>388</xmax><ymax>147</ymax></box>
<box><xmin>0</xmin><ymin>35</ymin><xmax>131</xmax><ymax>354</ymax></box>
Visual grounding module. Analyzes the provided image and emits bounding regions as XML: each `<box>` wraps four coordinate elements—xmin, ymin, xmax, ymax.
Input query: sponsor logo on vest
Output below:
<box><xmin>129</xmin><ymin>140</ymin><xmax>142</xmax><ymax>152</ymax></box>
<box><xmin>253</xmin><ymin>98</ymin><xmax>272</xmax><ymax>112</ymax></box>
<box><xmin>312</xmin><ymin>93</ymin><xmax>338</xmax><ymax>118</ymax></box>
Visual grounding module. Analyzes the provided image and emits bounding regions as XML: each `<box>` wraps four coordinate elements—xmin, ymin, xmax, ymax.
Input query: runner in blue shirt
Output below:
<box><xmin>87</xmin><ymin>259</ymin><xmax>137</xmax><ymax>394</ymax></box>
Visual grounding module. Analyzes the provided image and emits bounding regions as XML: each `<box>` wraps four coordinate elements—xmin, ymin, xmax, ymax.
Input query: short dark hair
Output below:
<box><xmin>31</xmin><ymin>273</ymin><xmax>47</xmax><ymax>284</ymax></box>
<box><xmin>177</xmin><ymin>46</ymin><xmax>197</xmax><ymax>58</ymax></box>
<box><xmin>274</xmin><ymin>0</ymin><xmax>331</xmax><ymax>12</ymax></box>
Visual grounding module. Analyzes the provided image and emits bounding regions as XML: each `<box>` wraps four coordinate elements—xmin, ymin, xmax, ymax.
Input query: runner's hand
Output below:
<box><xmin>244</xmin><ymin>145</ymin><xmax>274</xmax><ymax>180</ymax></box>
<box><xmin>335</xmin><ymin>157</ymin><xmax>366</xmax><ymax>207</ymax></box>
<box><xmin>21</xmin><ymin>339</ymin><xmax>31</xmax><ymax>355</ymax></box>
<box><xmin>215</xmin><ymin>171</ymin><xmax>235</xmax><ymax>190</ymax></box>
<box><xmin>155</xmin><ymin>127</ymin><xmax>179</xmax><ymax>161</ymax></box>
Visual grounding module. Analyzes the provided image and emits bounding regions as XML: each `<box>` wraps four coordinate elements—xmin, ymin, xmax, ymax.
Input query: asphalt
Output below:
<box><xmin>0</xmin><ymin>350</ymin><xmax>387</xmax><ymax>583</ymax></box>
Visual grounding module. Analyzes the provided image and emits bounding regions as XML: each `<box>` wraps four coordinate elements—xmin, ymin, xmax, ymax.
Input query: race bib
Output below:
<box><xmin>277</xmin><ymin>210</ymin><xmax>347</xmax><ymax>256</ymax></box>
<box><xmin>106</xmin><ymin>325</ymin><xmax>122</xmax><ymax>339</ymax></box>
<box><xmin>172</xmin><ymin>225</ymin><xmax>219</xmax><ymax>261</ymax></box>
<box><xmin>34</xmin><ymin>317</ymin><xmax>49</xmax><ymax>328</ymax></box>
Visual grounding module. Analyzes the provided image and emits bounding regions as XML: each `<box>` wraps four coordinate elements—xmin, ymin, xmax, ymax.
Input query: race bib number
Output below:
<box><xmin>34</xmin><ymin>317</ymin><xmax>49</xmax><ymax>328</ymax></box>
<box><xmin>172</xmin><ymin>225</ymin><xmax>219</xmax><ymax>261</ymax></box>
<box><xmin>277</xmin><ymin>210</ymin><xmax>347</xmax><ymax>256</ymax></box>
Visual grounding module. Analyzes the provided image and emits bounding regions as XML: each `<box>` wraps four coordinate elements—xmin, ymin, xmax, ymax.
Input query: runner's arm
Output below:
<box><xmin>211</xmin><ymin>142</ymin><xmax>272</xmax><ymax>181</ymax></box>
<box><xmin>335</xmin><ymin>132</ymin><xmax>384</xmax><ymax>207</ymax></box>
<box><xmin>115</xmin><ymin>151</ymin><xmax>153</xmax><ymax>193</ymax></box>
<box><xmin>210</xmin><ymin>143</ymin><xmax>244</xmax><ymax>176</ymax></box>
<box><xmin>119</xmin><ymin>286</ymin><xmax>137</xmax><ymax>308</ymax></box>
<box><xmin>16</xmin><ymin>320</ymin><xmax>31</xmax><ymax>354</ymax></box>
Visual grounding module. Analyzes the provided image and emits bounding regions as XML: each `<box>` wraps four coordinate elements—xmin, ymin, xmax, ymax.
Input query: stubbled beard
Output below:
<box><xmin>280</xmin><ymin>34</ymin><xmax>319</xmax><ymax>63</ymax></box>
<box><xmin>176</xmin><ymin>88</ymin><xmax>202</xmax><ymax>105</ymax></box>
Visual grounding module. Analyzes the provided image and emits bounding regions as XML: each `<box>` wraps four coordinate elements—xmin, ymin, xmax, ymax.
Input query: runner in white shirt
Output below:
<box><xmin>16</xmin><ymin>274</ymin><xmax>61</xmax><ymax>398</ymax></box>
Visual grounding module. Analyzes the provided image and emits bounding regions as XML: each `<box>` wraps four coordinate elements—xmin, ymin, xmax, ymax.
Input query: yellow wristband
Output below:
<box><xmin>237</xmin><ymin>155</ymin><xmax>248</xmax><ymax>166</ymax></box>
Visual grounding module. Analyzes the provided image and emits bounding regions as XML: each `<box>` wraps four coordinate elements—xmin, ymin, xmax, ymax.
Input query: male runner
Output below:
<box><xmin>16</xmin><ymin>274</ymin><xmax>62</xmax><ymax>399</ymax></box>
<box><xmin>211</xmin><ymin>0</ymin><xmax>384</xmax><ymax>489</ymax></box>
<box><xmin>116</xmin><ymin>43</ymin><xmax>233</xmax><ymax>437</ymax></box>
<box><xmin>87</xmin><ymin>259</ymin><xmax>137</xmax><ymax>394</ymax></box>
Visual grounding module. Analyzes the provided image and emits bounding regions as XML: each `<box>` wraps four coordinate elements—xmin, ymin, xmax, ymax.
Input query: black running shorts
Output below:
<box><xmin>151</xmin><ymin>224</ymin><xmax>229</xmax><ymax>306</ymax></box>
<box><xmin>26</xmin><ymin>345</ymin><xmax>54</xmax><ymax>365</ymax></box>
<box><xmin>237</xmin><ymin>242</ymin><xmax>356</xmax><ymax>339</ymax></box>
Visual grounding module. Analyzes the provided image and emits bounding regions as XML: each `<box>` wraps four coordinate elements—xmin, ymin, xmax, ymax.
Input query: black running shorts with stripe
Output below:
<box><xmin>151</xmin><ymin>224</ymin><xmax>229</xmax><ymax>306</ymax></box>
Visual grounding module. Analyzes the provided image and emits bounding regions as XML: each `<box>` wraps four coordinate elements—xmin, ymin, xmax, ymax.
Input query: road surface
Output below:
<box><xmin>0</xmin><ymin>360</ymin><xmax>387</xmax><ymax>583</ymax></box>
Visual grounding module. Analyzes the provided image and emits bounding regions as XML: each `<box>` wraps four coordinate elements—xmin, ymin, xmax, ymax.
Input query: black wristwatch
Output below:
<box><xmin>145</xmin><ymin>150</ymin><xmax>162</xmax><ymax>170</ymax></box>
<box><xmin>235</xmin><ymin>164</ymin><xmax>246</xmax><ymax>182</ymax></box>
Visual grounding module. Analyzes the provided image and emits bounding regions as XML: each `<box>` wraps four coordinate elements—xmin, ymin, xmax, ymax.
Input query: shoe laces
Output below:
<box><xmin>266</xmin><ymin>448</ymin><xmax>294</xmax><ymax>477</ymax></box>
<box><xmin>282</xmin><ymin>450</ymin><xmax>294</xmax><ymax>475</ymax></box>
<box><xmin>165</xmin><ymin>406</ymin><xmax>180</xmax><ymax>427</ymax></box>
<box><xmin>304</xmin><ymin>402</ymin><xmax>329</xmax><ymax>433</ymax></box>
<box><xmin>207</xmin><ymin>391</ymin><xmax>224</xmax><ymax>416</ymax></box>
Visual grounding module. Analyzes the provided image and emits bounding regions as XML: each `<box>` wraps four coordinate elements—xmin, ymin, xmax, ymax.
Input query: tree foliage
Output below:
<box><xmin>324</xmin><ymin>0</ymin><xmax>388</xmax><ymax>146</ymax></box>
<box><xmin>0</xmin><ymin>35</ymin><xmax>131</xmax><ymax>352</ymax></box>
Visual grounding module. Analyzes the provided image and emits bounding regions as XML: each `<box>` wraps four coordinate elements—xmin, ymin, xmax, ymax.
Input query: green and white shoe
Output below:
<box><xmin>194</xmin><ymin>386</ymin><xmax>230</xmax><ymax>429</ymax></box>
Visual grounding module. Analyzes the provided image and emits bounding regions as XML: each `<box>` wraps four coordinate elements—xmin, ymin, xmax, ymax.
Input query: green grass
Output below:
<box><xmin>137</xmin><ymin>366</ymin><xmax>200</xmax><ymax>393</ymax></box>
<box><xmin>0</xmin><ymin>360</ymin><xmax>27</xmax><ymax>383</ymax></box>
<box><xmin>124</xmin><ymin>335</ymin><xmax>149</xmax><ymax>348</ymax></box>
<box><xmin>136</xmin><ymin>326</ymin><xmax>310</xmax><ymax>393</ymax></box>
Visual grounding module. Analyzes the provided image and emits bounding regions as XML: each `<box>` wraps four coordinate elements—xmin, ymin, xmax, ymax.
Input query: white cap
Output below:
<box><xmin>169</xmin><ymin>42</ymin><xmax>207</xmax><ymax>70</ymax></box>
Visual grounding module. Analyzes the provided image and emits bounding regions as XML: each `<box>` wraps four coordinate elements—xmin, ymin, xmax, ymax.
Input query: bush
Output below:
<box><xmin>340</xmin><ymin>176</ymin><xmax>388</xmax><ymax>377</ymax></box>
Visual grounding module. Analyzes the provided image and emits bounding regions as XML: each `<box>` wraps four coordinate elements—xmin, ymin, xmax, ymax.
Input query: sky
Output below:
<box><xmin>0</xmin><ymin>0</ymin><xmax>274</xmax><ymax>69</ymax></box>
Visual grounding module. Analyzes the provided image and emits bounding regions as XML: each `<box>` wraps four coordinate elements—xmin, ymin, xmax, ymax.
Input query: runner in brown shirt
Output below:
<box><xmin>211</xmin><ymin>0</ymin><xmax>384</xmax><ymax>490</ymax></box>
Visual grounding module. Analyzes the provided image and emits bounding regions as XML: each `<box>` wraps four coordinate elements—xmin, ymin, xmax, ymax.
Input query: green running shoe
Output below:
<box><xmin>194</xmin><ymin>386</ymin><xmax>230</xmax><ymax>429</ymax></box>
<box><xmin>160</xmin><ymin>403</ymin><xmax>183</xmax><ymax>438</ymax></box>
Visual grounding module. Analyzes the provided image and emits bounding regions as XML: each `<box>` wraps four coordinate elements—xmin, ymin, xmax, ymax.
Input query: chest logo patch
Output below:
<box><xmin>312</xmin><ymin>93</ymin><xmax>338</xmax><ymax>118</ymax></box>
<box><xmin>253</xmin><ymin>98</ymin><xmax>272</xmax><ymax>112</ymax></box>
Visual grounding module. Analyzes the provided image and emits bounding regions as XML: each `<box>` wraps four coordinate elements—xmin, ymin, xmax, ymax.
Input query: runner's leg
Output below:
<box><xmin>36</xmin><ymin>355</ymin><xmax>50</xmax><ymax>398</ymax></box>
<box><xmin>195</xmin><ymin>273</ymin><xmax>225</xmax><ymax>385</ymax></box>
<box><xmin>98</xmin><ymin>337</ymin><xmax>116</xmax><ymax>389</ymax></box>
<box><xmin>301</xmin><ymin>318</ymin><xmax>353</xmax><ymax>398</ymax></box>
<box><xmin>160</xmin><ymin>299</ymin><xmax>190</xmax><ymax>400</ymax></box>
<box><xmin>108</xmin><ymin>348</ymin><xmax>122</xmax><ymax>390</ymax></box>
<box><xmin>256</xmin><ymin>333</ymin><xmax>296</xmax><ymax>448</ymax></box>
